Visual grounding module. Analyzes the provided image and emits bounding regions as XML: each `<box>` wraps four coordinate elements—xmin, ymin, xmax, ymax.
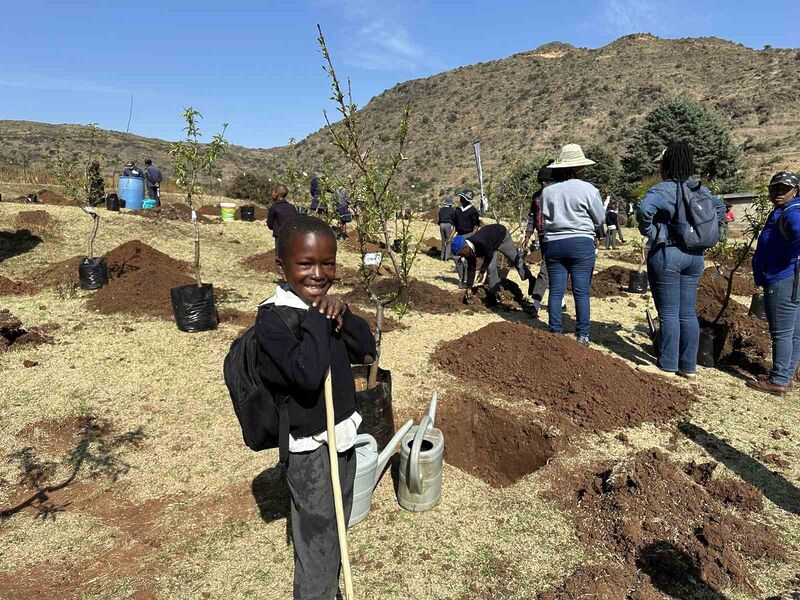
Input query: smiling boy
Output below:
<box><xmin>255</xmin><ymin>215</ymin><xmax>376</xmax><ymax>599</ymax></box>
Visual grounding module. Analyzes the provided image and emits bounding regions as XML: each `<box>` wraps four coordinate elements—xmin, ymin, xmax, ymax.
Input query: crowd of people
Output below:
<box><xmin>237</xmin><ymin>141</ymin><xmax>800</xmax><ymax>598</ymax></box>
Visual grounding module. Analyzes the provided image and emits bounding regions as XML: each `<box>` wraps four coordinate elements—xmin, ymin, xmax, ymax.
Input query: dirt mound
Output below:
<box><xmin>242</xmin><ymin>249</ymin><xmax>278</xmax><ymax>274</ymax></box>
<box><xmin>344</xmin><ymin>278</ymin><xmax>482</xmax><ymax>315</ymax></box>
<box><xmin>341</xmin><ymin>235</ymin><xmax>384</xmax><ymax>254</ymax></box>
<box><xmin>104</xmin><ymin>240</ymin><xmax>190</xmax><ymax>279</ymax></box>
<box><xmin>0</xmin><ymin>310</ymin><xmax>55</xmax><ymax>352</ymax></box>
<box><xmin>437</xmin><ymin>394</ymin><xmax>560</xmax><ymax>487</ymax></box>
<box><xmin>348</xmin><ymin>306</ymin><xmax>405</xmax><ymax>334</ymax></box>
<box><xmin>591</xmin><ymin>265</ymin><xmax>630</xmax><ymax>297</ymax></box>
<box><xmin>549</xmin><ymin>449</ymin><xmax>785</xmax><ymax>596</ymax></box>
<box><xmin>696</xmin><ymin>285</ymin><xmax>771</xmax><ymax>377</ymax></box>
<box><xmin>218</xmin><ymin>308</ymin><xmax>256</xmax><ymax>334</ymax></box>
<box><xmin>130</xmin><ymin>203</ymin><xmax>211</xmax><ymax>223</ymax></box>
<box><xmin>433</xmin><ymin>322</ymin><xmax>692</xmax><ymax>432</ymax></box>
<box><xmin>0</xmin><ymin>275</ymin><xmax>36</xmax><ymax>296</ymax></box>
<box><xmin>85</xmin><ymin>241</ymin><xmax>195</xmax><ymax>319</ymax></box>
<box><xmin>699</xmin><ymin>268</ymin><xmax>757</xmax><ymax>300</ymax></box>
<box><xmin>15</xmin><ymin>209</ymin><xmax>54</xmax><ymax>232</ymax></box>
<box><xmin>30</xmin><ymin>255</ymin><xmax>83</xmax><ymax>289</ymax></box>
<box><xmin>34</xmin><ymin>189</ymin><xmax>73</xmax><ymax>206</ymax></box>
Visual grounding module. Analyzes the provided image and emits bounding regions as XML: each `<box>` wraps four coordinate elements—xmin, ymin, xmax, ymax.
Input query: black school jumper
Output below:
<box><xmin>256</xmin><ymin>305</ymin><xmax>375</xmax><ymax>599</ymax></box>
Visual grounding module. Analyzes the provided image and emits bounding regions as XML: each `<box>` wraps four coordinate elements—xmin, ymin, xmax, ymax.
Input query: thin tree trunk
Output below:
<box><xmin>368</xmin><ymin>299</ymin><xmax>383</xmax><ymax>388</ymax></box>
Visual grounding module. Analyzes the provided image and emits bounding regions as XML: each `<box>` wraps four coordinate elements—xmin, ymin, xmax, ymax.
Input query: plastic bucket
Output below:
<box><xmin>142</xmin><ymin>199</ymin><xmax>157</xmax><ymax>209</ymax></box>
<box><xmin>220</xmin><ymin>202</ymin><xmax>236</xmax><ymax>222</ymax></box>
<box><xmin>118</xmin><ymin>176</ymin><xmax>145</xmax><ymax>210</ymax></box>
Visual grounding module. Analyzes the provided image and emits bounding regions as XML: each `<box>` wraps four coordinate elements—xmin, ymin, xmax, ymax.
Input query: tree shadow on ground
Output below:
<box><xmin>1</xmin><ymin>417</ymin><xmax>146</xmax><ymax>521</ymax></box>
<box><xmin>0</xmin><ymin>229</ymin><xmax>43</xmax><ymax>263</ymax></box>
<box><xmin>679</xmin><ymin>422</ymin><xmax>800</xmax><ymax>515</ymax></box>
<box><xmin>251</xmin><ymin>465</ymin><xmax>292</xmax><ymax>545</ymax></box>
<box><xmin>637</xmin><ymin>541</ymin><xmax>729</xmax><ymax>599</ymax></box>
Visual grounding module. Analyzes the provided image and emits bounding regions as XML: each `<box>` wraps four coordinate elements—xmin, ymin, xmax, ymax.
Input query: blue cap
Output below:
<box><xmin>451</xmin><ymin>235</ymin><xmax>467</xmax><ymax>255</ymax></box>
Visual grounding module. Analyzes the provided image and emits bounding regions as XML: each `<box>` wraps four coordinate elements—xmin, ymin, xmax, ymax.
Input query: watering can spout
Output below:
<box><xmin>375</xmin><ymin>420</ymin><xmax>413</xmax><ymax>482</ymax></box>
<box><xmin>427</xmin><ymin>392</ymin><xmax>438</xmax><ymax>426</ymax></box>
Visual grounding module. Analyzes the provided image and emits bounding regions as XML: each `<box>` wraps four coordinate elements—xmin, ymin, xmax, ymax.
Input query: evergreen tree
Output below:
<box><xmin>622</xmin><ymin>98</ymin><xmax>742</xmax><ymax>196</ymax></box>
<box><xmin>585</xmin><ymin>145</ymin><xmax>624</xmax><ymax>199</ymax></box>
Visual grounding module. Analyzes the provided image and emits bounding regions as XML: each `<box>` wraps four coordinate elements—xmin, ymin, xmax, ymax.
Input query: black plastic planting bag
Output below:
<box><xmin>78</xmin><ymin>257</ymin><xmax>109</xmax><ymax>290</ymax></box>
<box><xmin>628</xmin><ymin>270</ymin><xmax>648</xmax><ymax>293</ymax></box>
<box><xmin>697</xmin><ymin>324</ymin><xmax>728</xmax><ymax>367</ymax></box>
<box><xmin>171</xmin><ymin>283</ymin><xmax>218</xmax><ymax>333</ymax></box>
<box><xmin>353</xmin><ymin>367</ymin><xmax>395</xmax><ymax>451</ymax></box>
<box><xmin>106</xmin><ymin>193</ymin><xmax>120</xmax><ymax>212</ymax></box>
<box><xmin>748</xmin><ymin>293</ymin><xmax>767</xmax><ymax>322</ymax></box>
<box><xmin>240</xmin><ymin>205</ymin><xmax>256</xmax><ymax>222</ymax></box>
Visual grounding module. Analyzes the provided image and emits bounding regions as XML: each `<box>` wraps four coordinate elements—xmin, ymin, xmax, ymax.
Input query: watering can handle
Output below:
<box><xmin>409</xmin><ymin>415</ymin><xmax>432</xmax><ymax>495</ymax></box>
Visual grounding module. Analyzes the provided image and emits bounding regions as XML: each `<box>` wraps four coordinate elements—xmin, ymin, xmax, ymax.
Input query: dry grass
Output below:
<box><xmin>1</xmin><ymin>202</ymin><xmax>799</xmax><ymax>599</ymax></box>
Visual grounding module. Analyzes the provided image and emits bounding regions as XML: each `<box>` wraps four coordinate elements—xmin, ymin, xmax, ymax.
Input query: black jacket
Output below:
<box><xmin>267</xmin><ymin>200</ymin><xmax>299</xmax><ymax>238</ymax></box>
<box><xmin>438</xmin><ymin>205</ymin><xmax>455</xmax><ymax>225</ymax></box>
<box><xmin>464</xmin><ymin>224</ymin><xmax>507</xmax><ymax>287</ymax></box>
<box><xmin>453</xmin><ymin>204</ymin><xmax>480</xmax><ymax>235</ymax></box>
<box><xmin>256</xmin><ymin>305</ymin><xmax>376</xmax><ymax>439</ymax></box>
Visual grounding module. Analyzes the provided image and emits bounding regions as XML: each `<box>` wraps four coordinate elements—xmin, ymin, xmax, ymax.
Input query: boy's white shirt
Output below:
<box><xmin>261</xmin><ymin>285</ymin><xmax>361</xmax><ymax>453</ymax></box>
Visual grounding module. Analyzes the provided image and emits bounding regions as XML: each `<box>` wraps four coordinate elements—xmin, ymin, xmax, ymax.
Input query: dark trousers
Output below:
<box><xmin>146</xmin><ymin>186</ymin><xmax>161</xmax><ymax>207</ymax></box>
<box><xmin>286</xmin><ymin>445</ymin><xmax>356</xmax><ymax>600</ymax></box>
<box><xmin>545</xmin><ymin>237</ymin><xmax>596</xmax><ymax>338</ymax></box>
<box><xmin>485</xmin><ymin>232</ymin><xmax>530</xmax><ymax>295</ymax></box>
<box><xmin>439</xmin><ymin>223</ymin><xmax>453</xmax><ymax>261</ymax></box>
<box><xmin>764</xmin><ymin>276</ymin><xmax>800</xmax><ymax>386</ymax></box>
<box><xmin>647</xmin><ymin>246</ymin><xmax>704</xmax><ymax>373</ymax></box>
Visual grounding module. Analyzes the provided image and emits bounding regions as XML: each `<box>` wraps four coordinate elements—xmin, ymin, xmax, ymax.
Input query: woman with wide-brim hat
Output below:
<box><xmin>541</xmin><ymin>144</ymin><xmax>606</xmax><ymax>345</ymax></box>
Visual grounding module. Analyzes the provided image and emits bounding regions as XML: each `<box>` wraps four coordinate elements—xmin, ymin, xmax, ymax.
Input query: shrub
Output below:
<box><xmin>226</xmin><ymin>172</ymin><xmax>272</xmax><ymax>204</ymax></box>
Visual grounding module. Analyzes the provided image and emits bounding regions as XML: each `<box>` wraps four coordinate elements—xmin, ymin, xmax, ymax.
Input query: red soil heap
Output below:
<box><xmin>591</xmin><ymin>265</ymin><xmax>629</xmax><ymax>297</ymax></box>
<box><xmin>0</xmin><ymin>275</ymin><xmax>36</xmax><ymax>295</ymax></box>
<box><xmin>85</xmin><ymin>240</ymin><xmax>194</xmax><ymax>319</ymax></box>
<box><xmin>433</xmin><ymin>322</ymin><xmax>693</xmax><ymax>432</ymax></box>
<box><xmin>15</xmin><ymin>210</ymin><xmax>54</xmax><ymax>233</ymax></box>
<box><xmin>545</xmin><ymin>449</ymin><xmax>785</xmax><ymax>597</ymax></box>
<box><xmin>241</xmin><ymin>249</ymin><xmax>278</xmax><ymax>274</ymax></box>
<box><xmin>344</xmin><ymin>278</ymin><xmax>481</xmax><ymax>315</ymax></box>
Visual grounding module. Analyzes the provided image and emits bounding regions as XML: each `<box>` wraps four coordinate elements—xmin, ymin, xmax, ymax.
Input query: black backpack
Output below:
<box><xmin>223</xmin><ymin>304</ymin><xmax>301</xmax><ymax>466</ymax></box>
<box><xmin>671</xmin><ymin>180</ymin><xmax>720</xmax><ymax>250</ymax></box>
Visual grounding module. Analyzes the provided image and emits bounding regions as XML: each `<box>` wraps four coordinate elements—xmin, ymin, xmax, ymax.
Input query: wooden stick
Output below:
<box><xmin>323</xmin><ymin>369</ymin><xmax>354</xmax><ymax>600</ymax></box>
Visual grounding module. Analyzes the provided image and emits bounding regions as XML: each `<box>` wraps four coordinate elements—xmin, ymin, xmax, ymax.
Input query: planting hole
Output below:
<box><xmin>436</xmin><ymin>394</ymin><xmax>558</xmax><ymax>488</ymax></box>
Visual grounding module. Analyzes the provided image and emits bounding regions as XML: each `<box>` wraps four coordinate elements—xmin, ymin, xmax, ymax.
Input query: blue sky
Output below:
<box><xmin>0</xmin><ymin>0</ymin><xmax>795</xmax><ymax>149</ymax></box>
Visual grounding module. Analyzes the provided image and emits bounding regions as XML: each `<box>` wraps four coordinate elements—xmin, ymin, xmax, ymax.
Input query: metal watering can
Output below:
<box><xmin>349</xmin><ymin>419</ymin><xmax>413</xmax><ymax>528</ymax></box>
<box><xmin>397</xmin><ymin>392</ymin><xmax>444</xmax><ymax>512</ymax></box>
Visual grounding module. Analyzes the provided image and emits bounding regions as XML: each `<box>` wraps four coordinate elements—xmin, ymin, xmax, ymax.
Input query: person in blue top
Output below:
<box><xmin>636</xmin><ymin>141</ymin><xmax>726</xmax><ymax>379</ymax></box>
<box><xmin>748</xmin><ymin>171</ymin><xmax>800</xmax><ymax>396</ymax></box>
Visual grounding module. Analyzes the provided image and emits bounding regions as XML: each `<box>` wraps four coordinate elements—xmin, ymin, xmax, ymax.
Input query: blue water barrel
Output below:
<box><xmin>118</xmin><ymin>176</ymin><xmax>145</xmax><ymax>210</ymax></box>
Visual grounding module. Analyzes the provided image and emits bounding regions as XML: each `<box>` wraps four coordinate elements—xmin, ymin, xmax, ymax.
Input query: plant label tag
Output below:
<box><xmin>191</xmin><ymin>209</ymin><xmax>197</xmax><ymax>222</ymax></box>
<box><xmin>363</xmin><ymin>252</ymin><xmax>382</xmax><ymax>266</ymax></box>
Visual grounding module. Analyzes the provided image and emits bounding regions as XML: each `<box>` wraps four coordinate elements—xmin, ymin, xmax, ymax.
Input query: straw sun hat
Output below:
<box><xmin>550</xmin><ymin>144</ymin><xmax>596</xmax><ymax>169</ymax></box>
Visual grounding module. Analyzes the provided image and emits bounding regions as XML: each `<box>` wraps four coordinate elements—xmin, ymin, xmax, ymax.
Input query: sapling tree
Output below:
<box><xmin>710</xmin><ymin>184</ymin><xmax>771</xmax><ymax>325</ymax></box>
<box><xmin>169</xmin><ymin>108</ymin><xmax>228</xmax><ymax>287</ymax></box>
<box><xmin>318</xmin><ymin>25</ymin><xmax>420</xmax><ymax>384</ymax></box>
<box><xmin>53</xmin><ymin>123</ymin><xmax>102</xmax><ymax>259</ymax></box>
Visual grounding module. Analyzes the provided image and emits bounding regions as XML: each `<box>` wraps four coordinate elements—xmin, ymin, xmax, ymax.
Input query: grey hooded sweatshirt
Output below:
<box><xmin>541</xmin><ymin>178</ymin><xmax>605</xmax><ymax>243</ymax></box>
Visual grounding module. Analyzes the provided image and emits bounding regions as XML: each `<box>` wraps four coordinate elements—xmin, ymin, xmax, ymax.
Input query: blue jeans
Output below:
<box><xmin>647</xmin><ymin>246</ymin><xmax>704</xmax><ymax>373</ymax></box>
<box><xmin>545</xmin><ymin>237</ymin><xmax>596</xmax><ymax>338</ymax></box>
<box><xmin>764</xmin><ymin>276</ymin><xmax>800</xmax><ymax>386</ymax></box>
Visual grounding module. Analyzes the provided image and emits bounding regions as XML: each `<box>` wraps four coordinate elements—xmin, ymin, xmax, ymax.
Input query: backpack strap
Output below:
<box><xmin>260</xmin><ymin>303</ymin><xmax>304</xmax><ymax>472</ymax></box>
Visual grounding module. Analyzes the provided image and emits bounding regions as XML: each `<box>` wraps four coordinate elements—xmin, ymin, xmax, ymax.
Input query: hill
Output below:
<box><xmin>2</xmin><ymin>34</ymin><xmax>799</xmax><ymax>204</ymax></box>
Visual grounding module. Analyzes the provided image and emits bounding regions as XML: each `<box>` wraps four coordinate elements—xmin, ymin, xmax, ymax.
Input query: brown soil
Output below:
<box><xmin>104</xmin><ymin>239</ymin><xmax>190</xmax><ymax>280</ymax></box>
<box><xmin>433</xmin><ymin>322</ymin><xmax>693</xmax><ymax>433</ymax></box>
<box><xmin>0</xmin><ymin>275</ymin><xmax>37</xmax><ymax>295</ymax></box>
<box><xmin>17</xmin><ymin>415</ymin><xmax>114</xmax><ymax>456</ymax></box>
<box><xmin>15</xmin><ymin>209</ymin><xmax>54</xmax><ymax>232</ymax></box>
<box><xmin>524</xmin><ymin>249</ymin><xmax>543</xmax><ymax>265</ymax></box>
<box><xmin>349</xmin><ymin>306</ymin><xmax>405</xmax><ymax>334</ymax></box>
<box><xmin>218</xmin><ymin>308</ymin><xmax>256</xmax><ymax>333</ymax></box>
<box><xmin>422</xmin><ymin>208</ymin><xmax>439</xmax><ymax>223</ymax></box>
<box><xmin>85</xmin><ymin>240</ymin><xmax>195</xmax><ymax>319</ymax></box>
<box><xmin>29</xmin><ymin>255</ymin><xmax>83</xmax><ymax>290</ymax></box>
<box><xmin>699</xmin><ymin>268</ymin><xmax>758</xmax><ymax>300</ymax></box>
<box><xmin>0</xmin><ymin>309</ymin><xmax>55</xmax><ymax>352</ymax></box>
<box><xmin>591</xmin><ymin>265</ymin><xmax>630</xmax><ymax>298</ymax></box>
<box><xmin>549</xmin><ymin>448</ymin><xmax>786</xmax><ymax>596</ymax></box>
<box><xmin>130</xmin><ymin>203</ymin><xmax>211</xmax><ymax>224</ymax></box>
<box><xmin>241</xmin><ymin>249</ymin><xmax>278</xmax><ymax>274</ymax></box>
<box><xmin>695</xmin><ymin>285</ymin><xmax>771</xmax><ymax>377</ymax></box>
<box><xmin>538</xmin><ymin>563</ymin><xmax>650</xmax><ymax>600</ymax></box>
<box><xmin>437</xmin><ymin>393</ymin><xmax>560</xmax><ymax>487</ymax></box>
<box><xmin>34</xmin><ymin>188</ymin><xmax>73</xmax><ymax>206</ymax></box>
<box><xmin>344</xmin><ymin>278</ymin><xmax>483</xmax><ymax>315</ymax></box>
<box><xmin>341</xmin><ymin>235</ymin><xmax>385</xmax><ymax>254</ymax></box>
